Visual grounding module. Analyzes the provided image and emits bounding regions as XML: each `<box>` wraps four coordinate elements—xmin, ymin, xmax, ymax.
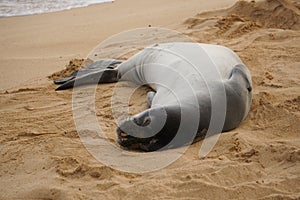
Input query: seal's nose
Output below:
<box><xmin>133</xmin><ymin>116</ymin><xmax>151</xmax><ymax>127</ymax></box>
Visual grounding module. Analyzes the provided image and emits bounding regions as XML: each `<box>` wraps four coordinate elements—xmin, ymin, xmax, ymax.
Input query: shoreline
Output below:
<box><xmin>0</xmin><ymin>1</ymin><xmax>114</xmax><ymax>19</ymax></box>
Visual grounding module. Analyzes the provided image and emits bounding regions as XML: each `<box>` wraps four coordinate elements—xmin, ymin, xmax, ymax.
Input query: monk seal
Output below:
<box><xmin>55</xmin><ymin>42</ymin><xmax>252</xmax><ymax>152</ymax></box>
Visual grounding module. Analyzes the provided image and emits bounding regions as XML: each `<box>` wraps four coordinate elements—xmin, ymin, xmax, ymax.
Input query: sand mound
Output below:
<box><xmin>184</xmin><ymin>0</ymin><xmax>300</xmax><ymax>39</ymax></box>
<box><xmin>48</xmin><ymin>58</ymin><xmax>86</xmax><ymax>80</ymax></box>
<box><xmin>227</xmin><ymin>0</ymin><xmax>300</xmax><ymax>30</ymax></box>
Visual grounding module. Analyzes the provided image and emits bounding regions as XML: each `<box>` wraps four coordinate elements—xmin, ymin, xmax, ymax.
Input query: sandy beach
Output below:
<box><xmin>1</xmin><ymin>0</ymin><xmax>300</xmax><ymax>199</ymax></box>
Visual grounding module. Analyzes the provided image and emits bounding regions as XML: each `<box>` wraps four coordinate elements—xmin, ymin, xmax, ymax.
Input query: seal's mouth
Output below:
<box><xmin>116</xmin><ymin>126</ymin><xmax>161</xmax><ymax>152</ymax></box>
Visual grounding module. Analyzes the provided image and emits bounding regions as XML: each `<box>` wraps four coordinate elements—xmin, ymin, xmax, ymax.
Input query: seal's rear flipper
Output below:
<box><xmin>53</xmin><ymin>59</ymin><xmax>123</xmax><ymax>86</ymax></box>
<box><xmin>54</xmin><ymin>76</ymin><xmax>75</xmax><ymax>85</ymax></box>
<box><xmin>55</xmin><ymin>69</ymin><xmax>120</xmax><ymax>91</ymax></box>
<box><xmin>54</xmin><ymin>70</ymin><xmax>79</xmax><ymax>85</ymax></box>
<box><xmin>86</xmin><ymin>59</ymin><xmax>123</xmax><ymax>70</ymax></box>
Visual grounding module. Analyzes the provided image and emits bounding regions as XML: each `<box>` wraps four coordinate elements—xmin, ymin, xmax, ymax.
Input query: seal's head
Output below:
<box><xmin>117</xmin><ymin>106</ymin><xmax>181</xmax><ymax>151</ymax></box>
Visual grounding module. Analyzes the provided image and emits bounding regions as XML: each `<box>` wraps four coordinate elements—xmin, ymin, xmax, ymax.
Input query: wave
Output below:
<box><xmin>0</xmin><ymin>0</ymin><xmax>113</xmax><ymax>17</ymax></box>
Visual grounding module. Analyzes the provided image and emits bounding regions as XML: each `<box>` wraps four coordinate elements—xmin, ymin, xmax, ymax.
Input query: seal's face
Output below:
<box><xmin>116</xmin><ymin>107</ymin><xmax>178</xmax><ymax>152</ymax></box>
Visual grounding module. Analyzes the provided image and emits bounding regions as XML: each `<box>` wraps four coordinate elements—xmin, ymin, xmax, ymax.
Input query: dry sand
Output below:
<box><xmin>1</xmin><ymin>0</ymin><xmax>300</xmax><ymax>199</ymax></box>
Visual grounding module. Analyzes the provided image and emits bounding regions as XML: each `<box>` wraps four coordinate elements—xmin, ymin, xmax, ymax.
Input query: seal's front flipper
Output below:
<box><xmin>147</xmin><ymin>91</ymin><xmax>156</xmax><ymax>107</ymax></box>
<box><xmin>223</xmin><ymin>64</ymin><xmax>253</xmax><ymax>131</ymax></box>
<box><xmin>55</xmin><ymin>69</ymin><xmax>119</xmax><ymax>91</ymax></box>
<box><xmin>229</xmin><ymin>64</ymin><xmax>252</xmax><ymax>92</ymax></box>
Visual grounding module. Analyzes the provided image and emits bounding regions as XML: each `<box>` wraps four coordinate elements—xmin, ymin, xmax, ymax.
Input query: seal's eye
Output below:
<box><xmin>247</xmin><ymin>86</ymin><xmax>252</xmax><ymax>92</ymax></box>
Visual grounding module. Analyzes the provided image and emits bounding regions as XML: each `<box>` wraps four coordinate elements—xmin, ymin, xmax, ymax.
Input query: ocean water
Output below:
<box><xmin>0</xmin><ymin>0</ymin><xmax>113</xmax><ymax>17</ymax></box>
